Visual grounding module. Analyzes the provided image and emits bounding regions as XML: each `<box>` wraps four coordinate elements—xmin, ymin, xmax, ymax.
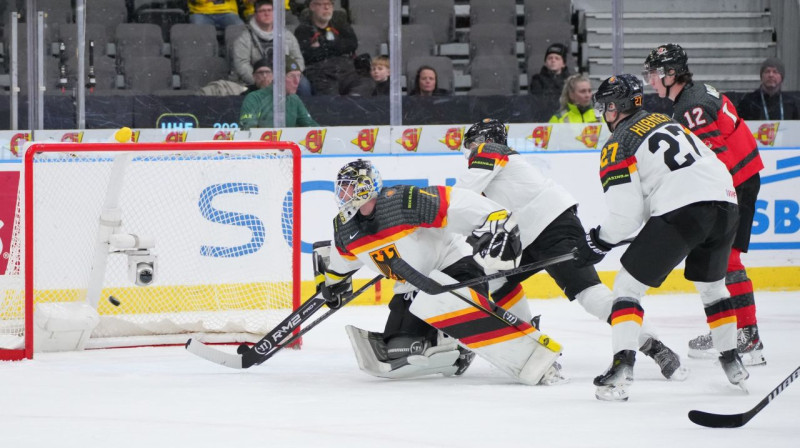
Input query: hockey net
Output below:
<box><xmin>0</xmin><ymin>141</ymin><xmax>301</xmax><ymax>360</ymax></box>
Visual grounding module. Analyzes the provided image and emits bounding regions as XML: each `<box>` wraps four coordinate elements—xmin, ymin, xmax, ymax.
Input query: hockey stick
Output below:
<box><xmin>688</xmin><ymin>365</ymin><xmax>800</xmax><ymax>428</ymax></box>
<box><xmin>389</xmin><ymin>251</ymin><xmax>576</xmax><ymax>295</ymax></box>
<box><xmin>388</xmin><ymin>255</ymin><xmax>573</xmax><ymax>352</ymax></box>
<box><xmin>185</xmin><ymin>274</ymin><xmax>383</xmax><ymax>369</ymax></box>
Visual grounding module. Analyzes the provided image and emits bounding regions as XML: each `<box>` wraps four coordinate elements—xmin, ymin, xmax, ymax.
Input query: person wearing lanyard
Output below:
<box><xmin>738</xmin><ymin>58</ymin><xmax>800</xmax><ymax>121</ymax></box>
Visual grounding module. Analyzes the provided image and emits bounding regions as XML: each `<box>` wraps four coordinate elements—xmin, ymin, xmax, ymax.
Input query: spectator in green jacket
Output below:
<box><xmin>549</xmin><ymin>74</ymin><xmax>599</xmax><ymax>123</ymax></box>
<box><xmin>239</xmin><ymin>56</ymin><xmax>320</xmax><ymax>129</ymax></box>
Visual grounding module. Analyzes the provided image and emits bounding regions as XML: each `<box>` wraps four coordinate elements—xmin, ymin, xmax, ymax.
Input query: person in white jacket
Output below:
<box><xmin>232</xmin><ymin>0</ymin><xmax>309</xmax><ymax>95</ymax></box>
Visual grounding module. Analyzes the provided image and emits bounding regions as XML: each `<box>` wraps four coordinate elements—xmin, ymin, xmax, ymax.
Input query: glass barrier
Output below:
<box><xmin>0</xmin><ymin>1</ymin><xmax>796</xmax><ymax>131</ymax></box>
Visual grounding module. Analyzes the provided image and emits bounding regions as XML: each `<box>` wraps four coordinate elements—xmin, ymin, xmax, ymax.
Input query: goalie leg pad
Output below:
<box><xmin>409</xmin><ymin>271</ymin><xmax>562</xmax><ymax>385</ymax></box>
<box><xmin>345</xmin><ymin>326</ymin><xmax>459</xmax><ymax>379</ymax></box>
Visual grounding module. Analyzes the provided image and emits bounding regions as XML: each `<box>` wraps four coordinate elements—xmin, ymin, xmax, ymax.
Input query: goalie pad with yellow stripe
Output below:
<box><xmin>409</xmin><ymin>270</ymin><xmax>562</xmax><ymax>385</ymax></box>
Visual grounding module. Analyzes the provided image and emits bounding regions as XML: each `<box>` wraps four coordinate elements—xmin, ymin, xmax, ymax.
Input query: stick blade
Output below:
<box><xmin>688</xmin><ymin>410</ymin><xmax>747</xmax><ymax>428</ymax></box>
<box><xmin>185</xmin><ymin>338</ymin><xmax>245</xmax><ymax>369</ymax></box>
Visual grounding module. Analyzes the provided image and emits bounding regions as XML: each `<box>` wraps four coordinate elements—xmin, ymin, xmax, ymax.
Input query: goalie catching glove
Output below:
<box><xmin>467</xmin><ymin>210</ymin><xmax>522</xmax><ymax>271</ymax></box>
<box><xmin>313</xmin><ymin>241</ymin><xmax>354</xmax><ymax>309</ymax></box>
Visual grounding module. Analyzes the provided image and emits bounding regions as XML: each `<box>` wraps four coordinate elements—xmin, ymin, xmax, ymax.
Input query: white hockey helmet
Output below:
<box><xmin>335</xmin><ymin>159</ymin><xmax>382</xmax><ymax>223</ymax></box>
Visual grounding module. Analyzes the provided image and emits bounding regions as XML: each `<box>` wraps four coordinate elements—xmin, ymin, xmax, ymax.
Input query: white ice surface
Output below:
<box><xmin>2</xmin><ymin>292</ymin><xmax>799</xmax><ymax>448</ymax></box>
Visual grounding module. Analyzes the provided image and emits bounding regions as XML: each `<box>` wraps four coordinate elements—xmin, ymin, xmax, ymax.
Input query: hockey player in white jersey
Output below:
<box><xmin>457</xmin><ymin>118</ymin><xmax>687</xmax><ymax>381</ymax></box>
<box><xmin>317</xmin><ymin>159</ymin><xmax>563</xmax><ymax>384</ymax></box>
<box><xmin>574</xmin><ymin>74</ymin><xmax>748</xmax><ymax>401</ymax></box>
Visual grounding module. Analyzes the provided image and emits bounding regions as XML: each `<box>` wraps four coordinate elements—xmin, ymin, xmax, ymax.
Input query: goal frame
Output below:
<box><xmin>3</xmin><ymin>140</ymin><xmax>301</xmax><ymax>361</ymax></box>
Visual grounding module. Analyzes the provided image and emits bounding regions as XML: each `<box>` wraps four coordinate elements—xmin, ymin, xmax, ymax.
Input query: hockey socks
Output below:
<box><xmin>727</xmin><ymin>249</ymin><xmax>757</xmax><ymax>328</ymax></box>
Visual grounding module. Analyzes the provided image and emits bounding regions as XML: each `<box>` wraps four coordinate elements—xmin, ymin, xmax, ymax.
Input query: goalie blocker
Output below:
<box><xmin>347</xmin><ymin>270</ymin><xmax>561</xmax><ymax>385</ymax></box>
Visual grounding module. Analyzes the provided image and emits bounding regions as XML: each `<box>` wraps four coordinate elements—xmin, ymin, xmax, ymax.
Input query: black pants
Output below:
<box><xmin>622</xmin><ymin>201</ymin><xmax>739</xmax><ymax>287</ymax></box>
<box><xmin>733</xmin><ymin>173</ymin><xmax>760</xmax><ymax>252</ymax></box>
<box><xmin>498</xmin><ymin>207</ymin><xmax>602</xmax><ymax>301</ymax></box>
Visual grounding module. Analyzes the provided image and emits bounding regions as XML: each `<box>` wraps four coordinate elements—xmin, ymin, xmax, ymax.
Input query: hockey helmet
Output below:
<box><xmin>464</xmin><ymin>118</ymin><xmax>507</xmax><ymax>152</ymax></box>
<box><xmin>335</xmin><ymin>159</ymin><xmax>383</xmax><ymax>223</ymax></box>
<box><xmin>593</xmin><ymin>74</ymin><xmax>644</xmax><ymax>116</ymax></box>
<box><xmin>642</xmin><ymin>43</ymin><xmax>689</xmax><ymax>82</ymax></box>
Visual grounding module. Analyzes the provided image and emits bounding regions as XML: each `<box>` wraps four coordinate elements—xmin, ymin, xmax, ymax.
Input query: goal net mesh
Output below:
<box><xmin>1</xmin><ymin>142</ymin><xmax>300</xmax><ymax>354</ymax></box>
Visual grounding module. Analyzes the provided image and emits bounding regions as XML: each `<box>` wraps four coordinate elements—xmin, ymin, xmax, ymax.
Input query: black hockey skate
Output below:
<box><xmin>737</xmin><ymin>325</ymin><xmax>766</xmax><ymax>366</ymax></box>
<box><xmin>640</xmin><ymin>338</ymin><xmax>689</xmax><ymax>381</ymax></box>
<box><xmin>688</xmin><ymin>325</ymin><xmax>766</xmax><ymax>366</ymax></box>
<box><xmin>719</xmin><ymin>349</ymin><xmax>750</xmax><ymax>392</ymax></box>
<box><xmin>594</xmin><ymin>350</ymin><xmax>635</xmax><ymax>401</ymax></box>
<box><xmin>454</xmin><ymin>346</ymin><xmax>475</xmax><ymax>376</ymax></box>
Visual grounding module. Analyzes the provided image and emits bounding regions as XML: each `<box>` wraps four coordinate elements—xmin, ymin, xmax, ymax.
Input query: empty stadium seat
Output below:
<box><xmin>469</xmin><ymin>0</ymin><xmax>517</xmax><ymax>26</ymax></box>
<box><xmin>402</xmin><ymin>24</ymin><xmax>436</xmax><ymax>62</ymax></box>
<box><xmin>469</xmin><ymin>55</ymin><xmax>519</xmax><ymax>95</ymax></box>
<box><xmin>408</xmin><ymin>0</ymin><xmax>455</xmax><ymax>45</ymax></box>
<box><xmin>169</xmin><ymin>23</ymin><xmax>218</xmax><ymax>71</ymax></box>
<box><xmin>469</xmin><ymin>23</ymin><xmax>516</xmax><ymax>59</ymax></box>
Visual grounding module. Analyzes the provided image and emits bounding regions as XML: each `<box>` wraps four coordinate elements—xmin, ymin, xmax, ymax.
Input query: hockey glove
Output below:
<box><xmin>321</xmin><ymin>276</ymin><xmax>353</xmax><ymax>309</ymax></box>
<box><xmin>313</xmin><ymin>240</ymin><xmax>353</xmax><ymax>309</ymax></box>
<box><xmin>574</xmin><ymin>226</ymin><xmax>614</xmax><ymax>267</ymax></box>
<box><xmin>467</xmin><ymin>210</ymin><xmax>522</xmax><ymax>271</ymax></box>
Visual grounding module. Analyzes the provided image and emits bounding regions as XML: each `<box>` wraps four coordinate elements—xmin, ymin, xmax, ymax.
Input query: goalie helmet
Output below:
<box><xmin>593</xmin><ymin>74</ymin><xmax>644</xmax><ymax>116</ymax></box>
<box><xmin>464</xmin><ymin>118</ymin><xmax>507</xmax><ymax>154</ymax></box>
<box><xmin>335</xmin><ymin>159</ymin><xmax>382</xmax><ymax>223</ymax></box>
<box><xmin>642</xmin><ymin>43</ymin><xmax>689</xmax><ymax>82</ymax></box>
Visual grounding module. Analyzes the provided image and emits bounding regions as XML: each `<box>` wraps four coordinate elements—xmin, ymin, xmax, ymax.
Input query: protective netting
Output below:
<box><xmin>0</xmin><ymin>143</ymin><xmax>299</xmax><ymax>353</ymax></box>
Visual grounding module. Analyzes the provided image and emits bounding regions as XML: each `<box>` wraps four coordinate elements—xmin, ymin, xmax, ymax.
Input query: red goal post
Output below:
<box><xmin>0</xmin><ymin>141</ymin><xmax>301</xmax><ymax>360</ymax></box>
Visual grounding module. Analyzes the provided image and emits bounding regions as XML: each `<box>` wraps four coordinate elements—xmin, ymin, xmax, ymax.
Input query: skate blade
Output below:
<box><xmin>595</xmin><ymin>385</ymin><xmax>630</xmax><ymax>401</ymax></box>
<box><xmin>687</xmin><ymin>348</ymin><xmax>719</xmax><ymax>359</ymax></box>
<box><xmin>742</xmin><ymin>351</ymin><xmax>766</xmax><ymax>367</ymax></box>
<box><xmin>538</xmin><ymin>373</ymin><xmax>570</xmax><ymax>386</ymax></box>
<box><xmin>667</xmin><ymin>366</ymin><xmax>690</xmax><ymax>382</ymax></box>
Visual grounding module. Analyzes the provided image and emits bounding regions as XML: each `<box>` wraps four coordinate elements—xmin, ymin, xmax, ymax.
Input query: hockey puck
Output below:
<box><xmin>236</xmin><ymin>343</ymin><xmax>250</xmax><ymax>355</ymax></box>
<box><xmin>108</xmin><ymin>296</ymin><xmax>121</xmax><ymax>307</ymax></box>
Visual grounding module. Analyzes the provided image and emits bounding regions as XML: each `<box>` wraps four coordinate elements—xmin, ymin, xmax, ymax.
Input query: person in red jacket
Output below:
<box><xmin>643</xmin><ymin>43</ymin><xmax>766</xmax><ymax>366</ymax></box>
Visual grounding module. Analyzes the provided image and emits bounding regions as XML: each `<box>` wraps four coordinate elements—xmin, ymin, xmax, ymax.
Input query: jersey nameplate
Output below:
<box><xmin>468</xmin><ymin>156</ymin><xmax>496</xmax><ymax>171</ymax></box>
<box><xmin>628</xmin><ymin>113</ymin><xmax>670</xmax><ymax>137</ymax></box>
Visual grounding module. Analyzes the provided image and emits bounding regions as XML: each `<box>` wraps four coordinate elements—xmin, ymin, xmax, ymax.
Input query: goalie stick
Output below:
<box><xmin>688</xmin><ymin>365</ymin><xmax>800</xmax><ymax>428</ymax></box>
<box><xmin>185</xmin><ymin>274</ymin><xmax>383</xmax><ymax>369</ymax></box>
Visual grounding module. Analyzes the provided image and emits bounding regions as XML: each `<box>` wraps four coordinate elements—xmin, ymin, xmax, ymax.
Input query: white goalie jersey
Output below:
<box><xmin>596</xmin><ymin>110</ymin><xmax>738</xmax><ymax>245</ymax></box>
<box><xmin>326</xmin><ymin>185</ymin><xmax>512</xmax><ymax>294</ymax></box>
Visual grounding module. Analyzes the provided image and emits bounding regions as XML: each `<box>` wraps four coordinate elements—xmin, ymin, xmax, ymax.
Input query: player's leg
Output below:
<box><xmin>595</xmin><ymin>213</ymin><xmax>702</xmax><ymax>400</ymax></box>
<box><xmin>688</xmin><ymin>174</ymin><xmax>764</xmax><ymax>365</ymax></box>
<box><xmin>684</xmin><ymin>202</ymin><xmax>749</xmax><ymax>388</ymax></box>
<box><xmin>538</xmin><ymin>207</ymin><xmax>686</xmax><ymax>379</ymax></box>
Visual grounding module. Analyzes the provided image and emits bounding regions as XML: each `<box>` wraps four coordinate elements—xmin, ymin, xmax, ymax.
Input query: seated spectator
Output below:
<box><xmin>409</xmin><ymin>65</ymin><xmax>449</xmax><ymax>96</ymax></box>
<box><xmin>294</xmin><ymin>0</ymin><xmax>374</xmax><ymax>96</ymax></box>
<box><xmin>239</xmin><ymin>56</ymin><xmax>319</xmax><ymax>129</ymax></box>
<box><xmin>371</xmin><ymin>56</ymin><xmax>390</xmax><ymax>96</ymax></box>
<box><xmin>188</xmin><ymin>0</ymin><xmax>244</xmax><ymax>31</ymax></box>
<box><xmin>548</xmin><ymin>74</ymin><xmax>598</xmax><ymax>123</ymax></box>
<box><xmin>243</xmin><ymin>57</ymin><xmax>275</xmax><ymax>94</ymax></box>
<box><xmin>232</xmin><ymin>0</ymin><xmax>311</xmax><ymax>95</ymax></box>
<box><xmin>738</xmin><ymin>57</ymin><xmax>799</xmax><ymax>121</ymax></box>
<box><xmin>529</xmin><ymin>43</ymin><xmax>570</xmax><ymax>96</ymax></box>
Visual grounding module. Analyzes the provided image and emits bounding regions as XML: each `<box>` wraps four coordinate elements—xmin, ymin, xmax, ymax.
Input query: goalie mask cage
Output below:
<box><xmin>0</xmin><ymin>141</ymin><xmax>301</xmax><ymax>360</ymax></box>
